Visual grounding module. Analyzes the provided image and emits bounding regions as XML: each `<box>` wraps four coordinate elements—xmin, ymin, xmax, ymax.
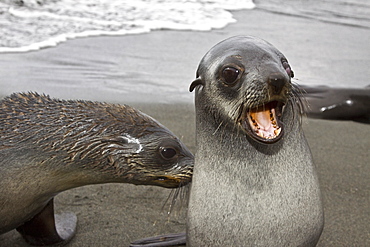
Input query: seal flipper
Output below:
<box><xmin>130</xmin><ymin>232</ymin><xmax>186</xmax><ymax>247</ymax></box>
<box><xmin>16</xmin><ymin>198</ymin><xmax>77</xmax><ymax>246</ymax></box>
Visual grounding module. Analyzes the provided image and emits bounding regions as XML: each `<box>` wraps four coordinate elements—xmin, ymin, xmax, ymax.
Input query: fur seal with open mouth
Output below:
<box><xmin>186</xmin><ymin>35</ymin><xmax>324</xmax><ymax>246</ymax></box>
<box><xmin>0</xmin><ymin>92</ymin><xmax>193</xmax><ymax>246</ymax></box>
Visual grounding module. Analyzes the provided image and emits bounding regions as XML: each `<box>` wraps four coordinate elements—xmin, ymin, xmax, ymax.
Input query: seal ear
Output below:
<box><xmin>189</xmin><ymin>78</ymin><xmax>203</xmax><ymax>92</ymax></box>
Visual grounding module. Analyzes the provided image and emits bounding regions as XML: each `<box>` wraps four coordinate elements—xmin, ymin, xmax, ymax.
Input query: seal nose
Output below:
<box><xmin>268</xmin><ymin>73</ymin><xmax>287</xmax><ymax>95</ymax></box>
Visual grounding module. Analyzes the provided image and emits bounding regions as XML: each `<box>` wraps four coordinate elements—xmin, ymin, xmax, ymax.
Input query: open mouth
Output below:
<box><xmin>241</xmin><ymin>101</ymin><xmax>285</xmax><ymax>144</ymax></box>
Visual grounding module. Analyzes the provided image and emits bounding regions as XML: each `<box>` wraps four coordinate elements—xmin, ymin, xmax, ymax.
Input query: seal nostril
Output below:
<box><xmin>269</xmin><ymin>75</ymin><xmax>286</xmax><ymax>95</ymax></box>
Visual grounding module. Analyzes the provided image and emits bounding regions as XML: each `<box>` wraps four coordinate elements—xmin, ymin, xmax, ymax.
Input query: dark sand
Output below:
<box><xmin>1</xmin><ymin>8</ymin><xmax>370</xmax><ymax>247</ymax></box>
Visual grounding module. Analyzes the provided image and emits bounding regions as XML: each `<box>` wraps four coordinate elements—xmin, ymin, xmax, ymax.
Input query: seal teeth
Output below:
<box><xmin>246</xmin><ymin>104</ymin><xmax>281</xmax><ymax>140</ymax></box>
<box><xmin>270</xmin><ymin>109</ymin><xmax>277</xmax><ymax>126</ymax></box>
<box><xmin>274</xmin><ymin>128</ymin><xmax>281</xmax><ymax>136</ymax></box>
<box><xmin>251</xmin><ymin>117</ymin><xmax>260</xmax><ymax>129</ymax></box>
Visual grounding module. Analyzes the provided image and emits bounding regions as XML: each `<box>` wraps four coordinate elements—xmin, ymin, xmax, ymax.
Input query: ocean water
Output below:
<box><xmin>1</xmin><ymin>0</ymin><xmax>369</xmax><ymax>53</ymax></box>
<box><xmin>0</xmin><ymin>0</ymin><xmax>255</xmax><ymax>52</ymax></box>
<box><xmin>255</xmin><ymin>0</ymin><xmax>370</xmax><ymax>29</ymax></box>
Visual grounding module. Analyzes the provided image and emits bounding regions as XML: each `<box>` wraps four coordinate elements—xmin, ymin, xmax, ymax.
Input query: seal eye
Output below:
<box><xmin>160</xmin><ymin>147</ymin><xmax>178</xmax><ymax>160</ymax></box>
<box><xmin>222</xmin><ymin>67</ymin><xmax>240</xmax><ymax>86</ymax></box>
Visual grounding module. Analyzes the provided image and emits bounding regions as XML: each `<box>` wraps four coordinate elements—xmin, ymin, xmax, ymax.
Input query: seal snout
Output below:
<box><xmin>238</xmin><ymin>72</ymin><xmax>289</xmax><ymax>144</ymax></box>
<box><xmin>268</xmin><ymin>73</ymin><xmax>289</xmax><ymax>96</ymax></box>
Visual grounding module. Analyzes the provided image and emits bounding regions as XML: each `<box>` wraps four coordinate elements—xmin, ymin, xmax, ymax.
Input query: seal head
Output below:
<box><xmin>190</xmin><ymin>35</ymin><xmax>295</xmax><ymax>144</ymax></box>
<box><xmin>0</xmin><ymin>93</ymin><xmax>193</xmax><ymax>189</ymax></box>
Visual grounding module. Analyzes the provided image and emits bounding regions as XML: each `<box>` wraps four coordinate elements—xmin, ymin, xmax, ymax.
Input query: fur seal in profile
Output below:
<box><xmin>0</xmin><ymin>92</ymin><xmax>193</xmax><ymax>246</ymax></box>
<box><xmin>130</xmin><ymin>36</ymin><xmax>324</xmax><ymax>246</ymax></box>
<box><xmin>186</xmin><ymin>36</ymin><xmax>324</xmax><ymax>246</ymax></box>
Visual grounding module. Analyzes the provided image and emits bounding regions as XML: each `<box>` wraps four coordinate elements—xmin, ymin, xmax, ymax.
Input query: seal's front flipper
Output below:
<box><xmin>130</xmin><ymin>232</ymin><xmax>186</xmax><ymax>247</ymax></box>
<box><xmin>16</xmin><ymin>198</ymin><xmax>77</xmax><ymax>246</ymax></box>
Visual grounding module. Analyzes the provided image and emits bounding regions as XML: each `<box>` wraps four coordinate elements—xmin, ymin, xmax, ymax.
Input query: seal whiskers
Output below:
<box><xmin>162</xmin><ymin>183</ymin><xmax>189</xmax><ymax>216</ymax></box>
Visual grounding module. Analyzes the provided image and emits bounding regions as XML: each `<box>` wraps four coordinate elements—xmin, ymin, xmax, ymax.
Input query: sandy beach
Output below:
<box><xmin>1</xmin><ymin>7</ymin><xmax>369</xmax><ymax>247</ymax></box>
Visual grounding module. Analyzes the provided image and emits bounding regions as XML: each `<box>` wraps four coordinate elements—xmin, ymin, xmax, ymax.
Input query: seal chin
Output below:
<box><xmin>240</xmin><ymin>101</ymin><xmax>285</xmax><ymax>144</ymax></box>
<box><xmin>150</xmin><ymin>175</ymin><xmax>191</xmax><ymax>188</ymax></box>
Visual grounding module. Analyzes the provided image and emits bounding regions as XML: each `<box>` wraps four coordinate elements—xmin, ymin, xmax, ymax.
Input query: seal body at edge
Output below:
<box><xmin>0</xmin><ymin>92</ymin><xmax>194</xmax><ymax>245</ymax></box>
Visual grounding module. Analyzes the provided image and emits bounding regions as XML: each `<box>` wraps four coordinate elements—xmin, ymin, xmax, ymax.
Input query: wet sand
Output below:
<box><xmin>1</xmin><ymin>8</ymin><xmax>370</xmax><ymax>247</ymax></box>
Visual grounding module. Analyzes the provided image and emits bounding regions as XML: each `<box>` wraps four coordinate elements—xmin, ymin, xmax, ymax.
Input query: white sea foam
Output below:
<box><xmin>0</xmin><ymin>0</ymin><xmax>255</xmax><ymax>53</ymax></box>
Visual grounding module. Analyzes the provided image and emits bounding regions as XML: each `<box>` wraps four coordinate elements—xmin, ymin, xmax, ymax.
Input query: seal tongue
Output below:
<box><xmin>252</xmin><ymin>110</ymin><xmax>271</xmax><ymax>129</ymax></box>
<box><xmin>248</xmin><ymin>104</ymin><xmax>281</xmax><ymax>140</ymax></box>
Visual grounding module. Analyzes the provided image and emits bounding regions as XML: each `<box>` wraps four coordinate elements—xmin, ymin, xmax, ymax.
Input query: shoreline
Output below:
<box><xmin>1</xmin><ymin>9</ymin><xmax>370</xmax><ymax>105</ymax></box>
